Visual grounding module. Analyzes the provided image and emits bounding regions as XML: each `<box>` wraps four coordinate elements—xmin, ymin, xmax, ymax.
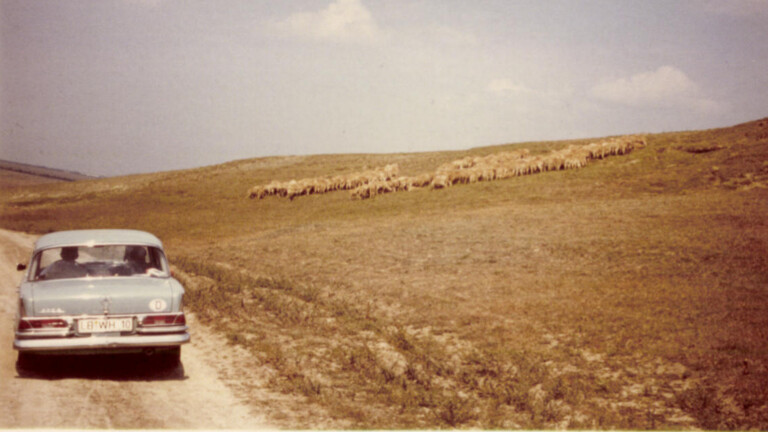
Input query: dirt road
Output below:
<box><xmin>0</xmin><ymin>229</ymin><xmax>269</xmax><ymax>429</ymax></box>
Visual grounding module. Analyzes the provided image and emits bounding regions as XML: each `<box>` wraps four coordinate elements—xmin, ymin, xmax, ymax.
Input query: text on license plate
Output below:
<box><xmin>78</xmin><ymin>318</ymin><xmax>134</xmax><ymax>333</ymax></box>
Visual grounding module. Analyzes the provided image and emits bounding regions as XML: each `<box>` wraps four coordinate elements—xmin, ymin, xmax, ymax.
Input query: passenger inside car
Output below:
<box><xmin>124</xmin><ymin>246</ymin><xmax>150</xmax><ymax>274</ymax></box>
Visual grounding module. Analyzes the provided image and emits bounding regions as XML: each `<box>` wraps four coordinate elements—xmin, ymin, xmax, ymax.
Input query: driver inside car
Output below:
<box><xmin>40</xmin><ymin>246</ymin><xmax>88</xmax><ymax>280</ymax></box>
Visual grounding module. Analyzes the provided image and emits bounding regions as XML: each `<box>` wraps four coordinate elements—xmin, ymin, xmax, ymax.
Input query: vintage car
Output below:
<box><xmin>14</xmin><ymin>229</ymin><xmax>190</xmax><ymax>366</ymax></box>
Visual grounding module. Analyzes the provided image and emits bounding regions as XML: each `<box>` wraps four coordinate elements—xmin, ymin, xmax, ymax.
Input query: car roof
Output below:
<box><xmin>34</xmin><ymin>229</ymin><xmax>164</xmax><ymax>251</ymax></box>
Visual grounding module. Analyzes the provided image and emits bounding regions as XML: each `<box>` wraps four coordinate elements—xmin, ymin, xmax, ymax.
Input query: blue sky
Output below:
<box><xmin>2</xmin><ymin>0</ymin><xmax>767</xmax><ymax>176</ymax></box>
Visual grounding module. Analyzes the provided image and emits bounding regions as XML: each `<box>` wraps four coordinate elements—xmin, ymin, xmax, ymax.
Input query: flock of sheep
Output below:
<box><xmin>247</xmin><ymin>163</ymin><xmax>401</xmax><ymax>201</ymax></box>
<box><xmin>247</xmin><ymin>135</ymin><xmax>647</xmax><ymax>201</ymax></box>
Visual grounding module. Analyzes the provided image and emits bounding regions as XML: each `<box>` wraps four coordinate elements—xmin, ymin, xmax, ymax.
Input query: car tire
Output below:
<box><xmin>16</xmin><ymin>352</ymin><xmax>39</xmax><ymax>371</ymax></box>
<box><xmin>160</xmin><ymin>347</ymin><xmax>181</xmax><ymax>368</ymax></box>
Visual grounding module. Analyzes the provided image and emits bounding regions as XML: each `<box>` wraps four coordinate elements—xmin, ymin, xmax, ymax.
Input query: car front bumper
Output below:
<box><xmin>14</xmin><ymin>332</ymin><xmax>190</xmax><ymax>353</ymax></box>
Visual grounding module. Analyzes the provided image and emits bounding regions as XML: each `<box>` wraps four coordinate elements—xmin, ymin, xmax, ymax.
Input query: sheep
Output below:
<box><xmin>438</xmin><ymin>156</ymin><xmax>475</xmax><ymax>173</ymax></box>
<box><xmin>529</xmin><ymin>157</ymin><xmax>545</xmax><ymax>174</ymax></box>
<box><xmin>430</xmin><ymin>174</ymin><xmax>452</xmax><ymax>189</ymax></box>
<box><xmin>495</xmin><ymin>166</ymin><xmax>510</xmax><ymax>180</ymax></box>
<box><xmin>285</xmin><ymin>180</ymin><xmax>303</xmax><ymax>200</ymax></box>
<box><xmin>409</xmin><ymin>173</ymin><xmax>433</xmax><ymax>188</ymax></box>
<box><xmin>392</xmin><ymin>176</ymin><xmax>414</xmax><ymax>192</ymax></box>
<box><xmin>247</xmin><ymin>185</ymin><xmax>264</xmax><ymax>199</ymax></box>
<box><xmin>349</xmin><ymin>178</ymin><xmax>400</xmax><ymax>200</ymax></box>
<box><xmin>449</xmin><ymin>170</ymin><xmax>471</xmax><ymax>185</ymax></box>
<box><xmin>383</xmin><ymin>163</ymin><xmax>400</xmax><ymax>180</ymax></box>
<box><xmin>477</xmin><ymin>166</ymin><xmax>496</xmax><ymax>182</ymax></box>
<box><xmin>543</xmin><ymin>155</ymin><xmax>564</xmax><ymax>171</ymax></box>
<box><xmin>247</xmin><ymin>180</ymin><xmax>278</xmax><ymax>199</ymax></box>
<box><xmin>349</xmin><ymin>185</ymin><xmax>368</xmax><ymax>200</ymax></box>
<box><xmin>564</xmin><ymin>155</ymin><xmax>587</xmax><ymax>170</ymax></box>
<box><xmin>608</xmin><ymin>139</ymin><xmax>628</xmax><ymax>155</ymax></box>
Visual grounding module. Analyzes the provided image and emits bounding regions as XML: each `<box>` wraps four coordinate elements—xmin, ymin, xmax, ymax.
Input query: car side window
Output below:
<box><xmin>30</xmin><ymin>252</ymin><xmax>44</xmax><ymax>281</ymax></box>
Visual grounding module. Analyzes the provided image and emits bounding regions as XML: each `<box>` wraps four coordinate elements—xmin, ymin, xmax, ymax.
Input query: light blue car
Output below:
<box><xmin>14</xmin><ymin>229</ymin><xmax>190</xmax><ymax>367</ymax></box>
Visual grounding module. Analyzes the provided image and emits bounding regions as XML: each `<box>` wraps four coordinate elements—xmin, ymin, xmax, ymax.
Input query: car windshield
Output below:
<box><xmin>31</xmin><ymin>245</ymin><xmax>169</xmax><ymax>281</ymax></box>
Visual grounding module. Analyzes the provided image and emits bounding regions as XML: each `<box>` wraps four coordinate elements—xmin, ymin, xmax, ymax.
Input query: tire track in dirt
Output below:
<box><xmin>0</xmin><ymin>229</ymin><xmax>269</xmax><ymax>429</ymax></box>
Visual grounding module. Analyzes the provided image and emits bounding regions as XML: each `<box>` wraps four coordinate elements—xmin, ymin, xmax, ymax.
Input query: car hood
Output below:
<box><xmin>27</xmin><ymin>277</ymin><xmax>176</xmax><ymax>316</ymax></box>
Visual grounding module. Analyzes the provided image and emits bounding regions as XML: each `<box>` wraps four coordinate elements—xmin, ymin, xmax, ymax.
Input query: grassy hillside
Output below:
<box><xmin>0</xmin><ymin>159</ymin><xmax>94</xmax><ymax>182</ymax></box>
<box><xmin>0</xmin><ymin>169</ymin><xmax>65</xmax><ymax>187</ymax></box>
<box><xmin>2</xmin><ymin>118</ymin><xmax>768</xmax><ymax>429</ymax></box>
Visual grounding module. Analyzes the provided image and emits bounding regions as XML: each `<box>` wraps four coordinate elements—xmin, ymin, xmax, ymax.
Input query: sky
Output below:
<box><xmin>2</xmin><ymin>0</ymin><xmax>768</xmax><ymax>177</ymax></box>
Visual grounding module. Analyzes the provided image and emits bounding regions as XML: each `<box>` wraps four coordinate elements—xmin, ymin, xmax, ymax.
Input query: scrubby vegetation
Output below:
<box><xmin>2</xmin><ymin>118</ymin><xmax>768</xmax><ymax>428</ymax></box>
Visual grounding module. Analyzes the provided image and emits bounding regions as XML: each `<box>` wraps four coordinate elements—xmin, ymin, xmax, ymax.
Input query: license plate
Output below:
<box><xmin>78</xmin><ymin>317</ymin><xmax>134</xmax><ymax>334</ymax></box>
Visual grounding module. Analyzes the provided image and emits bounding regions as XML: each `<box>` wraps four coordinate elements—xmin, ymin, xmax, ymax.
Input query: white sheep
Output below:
<box><xmin>430</xmin><ymin>174</ymin><xmax>452</xmax><ymax>189</ymax></box>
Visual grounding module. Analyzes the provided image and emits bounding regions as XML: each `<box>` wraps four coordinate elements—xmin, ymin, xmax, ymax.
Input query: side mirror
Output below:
<box><xmin>17</xmin><ymin>263</ymin><xmax>27</xmax><ymax>271</ymax></box>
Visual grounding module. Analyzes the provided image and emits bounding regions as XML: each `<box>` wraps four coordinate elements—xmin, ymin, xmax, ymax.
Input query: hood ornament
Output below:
<box><xmin>101</xmin><ymin>296</ymin><xmax>112</xmax><ymax>315</ymax></box>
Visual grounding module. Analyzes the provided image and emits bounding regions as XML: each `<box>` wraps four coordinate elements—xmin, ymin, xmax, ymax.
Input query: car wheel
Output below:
<box><xmin>16</xmin><ymin>352</ymin><xmax>39</xmax><ymax>371</ymax></box>
<box><xmin>160</xmin><ymin>347</ymin><xmax>181</xmax><ymax>368</ymax></box>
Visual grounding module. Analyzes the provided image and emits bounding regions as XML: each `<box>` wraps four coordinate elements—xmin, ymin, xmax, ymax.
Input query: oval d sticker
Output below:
<box><xmin>149</xmin><ymin>299</ymin><xmax>167</xmax><ymax>312</ymax></box>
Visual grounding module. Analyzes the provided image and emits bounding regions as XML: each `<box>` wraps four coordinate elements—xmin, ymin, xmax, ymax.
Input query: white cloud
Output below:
<box><xmin>486</xmin><ymin>78</ymin><xmax>574</xmax><ymax>107</ymax></box>
<box><xmin>487</xmin><ymin>79</ymin><xmax>534</xmax><ymax>95</ymax></box>
<box><xmin>275</xmin><ymin>0</ymin><xmax>381</xmax><ymax>43</ymax></box>
<box><xmin>589</xmin><ymin>66</ymin><xmax>724</xmax><ymax>113</ymax></box>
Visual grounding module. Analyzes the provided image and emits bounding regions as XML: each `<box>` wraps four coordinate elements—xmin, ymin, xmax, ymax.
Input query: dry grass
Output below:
<box><xmin>0</xmin><ymin>169</ymin><xmax>65</xmax><ymax>187</ymax></box>
<box><xmin>2</xmin><ymin>117</ymin><xmax>768</xmax><ymax>428</ymax></box>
